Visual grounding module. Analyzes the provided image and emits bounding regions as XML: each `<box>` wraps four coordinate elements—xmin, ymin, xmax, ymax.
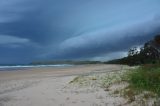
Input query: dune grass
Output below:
<box><xmin>127</xmin><ymin>64</ymin><xmax>160</xmax><ymax>96</ymax></box>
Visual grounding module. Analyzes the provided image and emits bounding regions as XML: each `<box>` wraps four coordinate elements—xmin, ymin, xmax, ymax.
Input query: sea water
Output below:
<box><xmin>0</xmin><ymin>64</ymin><xmax>73</xmax><ymax>71</ymax></box>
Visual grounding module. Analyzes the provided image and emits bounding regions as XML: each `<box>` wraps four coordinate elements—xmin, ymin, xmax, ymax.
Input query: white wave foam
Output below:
<box><xmin>0</xmin><ymin>64</ymin><xmax>73</xmax><ymax>69</ymax></box>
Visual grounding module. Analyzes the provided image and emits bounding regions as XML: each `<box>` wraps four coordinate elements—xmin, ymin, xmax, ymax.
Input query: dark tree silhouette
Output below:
<box><xmin>107</xmin><ymin>34</ymin><xmax>160</xmax><ymax>65</ymax></box>
<box><xmin>128</xmin><ymin>47</ymin><xmax>139</xmax><ymax>57</ymax></box>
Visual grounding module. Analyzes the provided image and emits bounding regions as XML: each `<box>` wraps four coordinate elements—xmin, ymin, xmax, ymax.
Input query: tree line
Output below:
<box><xmin>106</xmin><ymin>34</ymin><xmax>160</xmax><ymax>66</ymax></box>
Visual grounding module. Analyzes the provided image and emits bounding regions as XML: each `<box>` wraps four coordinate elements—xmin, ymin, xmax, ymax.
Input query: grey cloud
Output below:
<box><xmin>49</xmin><ymin>16</ymin><xmax>160</xmax><ymax>60</ymax></box>
<box><xmin>0</xmin><ymin>0</ymin><xmax>37</xmax><ymax>23</ymax></box>
<box><xmin>91</xmin><ymin>51</ymin><xmax>128</xmax><ymax>61</ymax></box>
<box><xmin>0</xmin><ymin>0</ymin><xmax>160</xmax><ymax>63</ymax></box>
<box><xmin>0</xmin><ymin>35</ymin><xmax>41</xmax><ymax>49</ymax></box>
<box><xmin>0</xmin><ymin>35</ymin><xmax>30</xmax><ymax>45</ymax></box>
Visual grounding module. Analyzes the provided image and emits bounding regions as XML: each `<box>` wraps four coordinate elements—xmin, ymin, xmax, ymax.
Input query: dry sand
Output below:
<box><xmin>0</xmin><ymin>64</ymin><xmax>127</xmax><ymax>106</ymax></box>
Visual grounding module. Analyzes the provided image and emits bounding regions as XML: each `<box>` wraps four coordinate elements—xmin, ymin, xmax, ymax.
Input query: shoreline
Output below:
<box><xmin>0</xmin><ymin>64</ymin><xmax>123</xmax><ymax>80</ymax></box>
<box><xmin>0</xmin><ymin>64</ymin><xmax>133</xmax><ymax>106</ymax></box>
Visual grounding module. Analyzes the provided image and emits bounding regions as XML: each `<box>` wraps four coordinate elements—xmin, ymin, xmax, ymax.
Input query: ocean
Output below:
<box><xmin>0</xmin><ymin>64</ymin><xmax>73</xmax><ymax>71</ymax></box>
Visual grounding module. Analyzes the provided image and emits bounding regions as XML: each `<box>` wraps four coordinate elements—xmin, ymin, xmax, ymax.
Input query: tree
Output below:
<box><xmin>154</xmin><ymin>34</ymin><xmax>160</xmax><ymax>45</ymax></box>
<box><xmin>127</xmin><ymin>35</ymin><xmax>160</xmax><ymax>65</ymax></box>
<box><xmin>138</xmin><ymin>35</ymin><xmax>160</xmax><ymax>64</ymax></box>
<box><xmin>107</xmin><ymin>34</ymin><xmax>160</xmax><ymax>65</ymax></box>
<box><xmin>128</xmin><ymin>47</ymin><xmax>139</xmax><ymax>57</ymax></box>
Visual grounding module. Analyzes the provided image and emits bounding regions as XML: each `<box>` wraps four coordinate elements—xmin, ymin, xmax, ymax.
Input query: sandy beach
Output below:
<box><xmin>0</xmin><ymin>64</ymin><xmax>153</xmax><ymax>106</ymax></box>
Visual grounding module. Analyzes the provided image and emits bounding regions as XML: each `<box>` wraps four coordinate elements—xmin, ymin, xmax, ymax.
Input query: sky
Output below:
<box><xmin>0</xmin><ymin>0</ymin><xmax>160</xmax><ymax>64</ymax></box>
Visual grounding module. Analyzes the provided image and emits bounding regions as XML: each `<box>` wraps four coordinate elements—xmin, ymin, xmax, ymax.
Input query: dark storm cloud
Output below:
<box><xmin>0</xmin><ymin>0</ymin><xmax>160</xmax><ymax>63</ymax></box>
<box><xmin>48</xmin><ymin>16</ymin><xmax>160</xmax><ymax>60</ymax></box>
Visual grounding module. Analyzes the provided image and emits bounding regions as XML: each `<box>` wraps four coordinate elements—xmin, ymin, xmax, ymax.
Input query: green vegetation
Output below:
<box><xmin>69</xmin><ymin>66</ymin><xmax>159</xmax><ymax>105</ymax></box>
<box><xmin>105</xmin><ymin>34</ymin><xmax>160</xmax><ymax>104</ymax></box>
<box><xmin>106</xmin><ymin>34</ymin><xmax>160</xmax><ymax>66</ymax></box>
<box><xmin>127</xmin><ymin>64</ymin><xmax>160</xmax><ymax>96</ymax></box>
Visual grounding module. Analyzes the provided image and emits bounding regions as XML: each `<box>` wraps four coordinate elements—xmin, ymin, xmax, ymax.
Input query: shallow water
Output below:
<box><xmin>0</xmin><ymin>64</ymin><xmax>73</xmax><ymax>71</ymax></box>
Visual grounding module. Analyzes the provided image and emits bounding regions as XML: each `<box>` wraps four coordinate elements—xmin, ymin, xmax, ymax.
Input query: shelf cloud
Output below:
<box><xmin>0</xmin><ymin>0</ymin><xmax>160</xmax><ymax>63</ymax></box>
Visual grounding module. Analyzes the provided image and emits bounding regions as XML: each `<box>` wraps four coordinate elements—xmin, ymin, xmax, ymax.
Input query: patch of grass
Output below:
<box><xmin>123</xmin><ymin>88</ymin><xmax>136</xmax><ymax>103</ymax></box>
<box><xmin>127</xmin><ymin>64</ymin><xmax>160</xmax><ymax>96</ymax></box>
<box><xmin>69</xmin><ymin>77</ymin><xmax>80</xmax><ymax>83</ymax></box>
<box><xmin>69</xmin><ymin>75</ymin><xmax>100</xmax><ymax>87</ymax></box>
<box><xmin>69</xmin><ymin>70</ymin><xmax>126</xmax><ymax>88</ymax></box>
<box><xmin>113</xmin><ymin>90</ymin><xmax>120</xmax><ymax>94</ymax></box>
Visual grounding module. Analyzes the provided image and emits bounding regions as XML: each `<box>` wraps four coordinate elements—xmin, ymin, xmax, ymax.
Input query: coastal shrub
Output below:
<box><xmin>128</xmin><ymin>64</ymin><xmax>160</xmax><ymax>96</ymax></box>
